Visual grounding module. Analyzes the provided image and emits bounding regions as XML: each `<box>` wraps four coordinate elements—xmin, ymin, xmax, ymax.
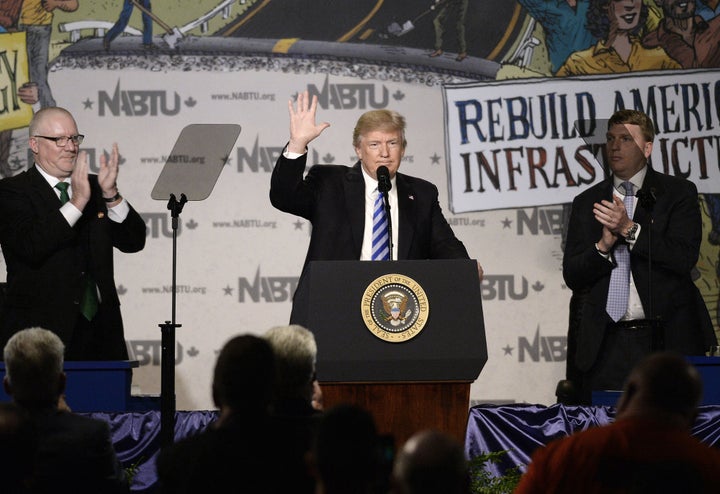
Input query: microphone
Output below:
<box><xmin>377</xmin><ymin>166</ymin><xmax>392</xmax><ymax>193</ymax></box>
<box><xmin>636</xmin><ymin>187</ymin><xmax>656</xmax><ymax>211</ymax></box>
<box><xmin>636</xmin><ymin>185</ymin><xmax>660</xmax><ymax>342</ymax></box>
<box><xmin>375</xmin><ymin>165</ymin><xmax>393</xmax><ymax>260</ymax></box>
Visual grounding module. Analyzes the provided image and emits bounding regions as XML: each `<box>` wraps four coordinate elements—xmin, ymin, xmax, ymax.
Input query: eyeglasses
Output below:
<box><xmin>34</xmin><ymin>135</ymin><xmax>85</xmax><ymax>147</ymax></box>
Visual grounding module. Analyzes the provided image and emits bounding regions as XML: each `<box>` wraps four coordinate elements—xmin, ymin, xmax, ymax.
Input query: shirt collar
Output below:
<box><xmin>613</xmin><ymin>165</ymin><xmax>648</xmax><ymax>194</ymax></box>
<box><xmin>35</xmin><ymin>163</ymin><xmax>70</xmax><ymax>188</ymax></box>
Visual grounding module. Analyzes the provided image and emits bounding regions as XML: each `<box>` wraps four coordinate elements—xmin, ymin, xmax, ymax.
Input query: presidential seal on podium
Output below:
<box><xmin>361</xmin><ymin>273</ymin><xmax>429</xmax><ymax>342</ymax></box>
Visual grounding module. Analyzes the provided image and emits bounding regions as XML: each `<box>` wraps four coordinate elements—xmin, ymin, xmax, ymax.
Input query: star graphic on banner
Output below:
<box><xmin>501</xmin><ymin>217</ymin><xmax>512</xmax><ymax>229</ymax></box>
<box><xmin>82</xmin><ymin>98</ymin><xmax>93</xmax><ymax>109</ymax></box>
<box><xmin>430</xmin><ymin>153</ymin><xmax>441</xmax><ymax>165</ymax></box>
<box><xmin>294</xmin><ymin>220</ymin><xmax>305</xmax><ymax>230</ymax></box>
<box><xmin>503</xmin><ymin>345</ymin><xmax>514</xmax><ymax>356</ymax></box>
<box><xmin>223</xmin><ymin>285</ymin><xmax>233</xmax><ymax>295</ymax></box>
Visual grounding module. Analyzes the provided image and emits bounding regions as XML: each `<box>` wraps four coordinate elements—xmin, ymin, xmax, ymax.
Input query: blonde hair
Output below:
<box><xmin>352</xmin><ymin>110</ymin><xmax>407</xmax><ymax>148</ymax></box>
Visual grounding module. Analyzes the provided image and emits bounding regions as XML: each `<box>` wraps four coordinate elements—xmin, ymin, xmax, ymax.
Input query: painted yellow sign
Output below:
<box><xmin>0</xmin><ymin>32</ymin><xmax>32</xmax><ymax>132</ymax></box>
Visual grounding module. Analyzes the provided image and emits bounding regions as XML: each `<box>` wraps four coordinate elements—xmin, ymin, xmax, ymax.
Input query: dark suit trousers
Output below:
<box><xmin>581</xmin><ymin>322</ymin><xmax>653</xmax><ymax>403</ymax></box>
<box><xmin>65</xmin><ymin>303</ymin><xmax>129</xmax><ymax>361</ymax></box>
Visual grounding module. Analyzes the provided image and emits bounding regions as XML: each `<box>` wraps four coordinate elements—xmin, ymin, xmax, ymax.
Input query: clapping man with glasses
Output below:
<box><xmin>0</xmin><ymin>107</ymin><xmax>146</xmax><ymax>361</ymax></box>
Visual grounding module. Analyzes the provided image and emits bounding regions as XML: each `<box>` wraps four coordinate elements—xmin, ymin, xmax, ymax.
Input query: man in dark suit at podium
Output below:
<box><xmin>0</xmin><ymin>107</ymin><xmax>147</xmax><ymax>361</ymax></box>
<box><xmin>270</xmin><ymin>90</ymin><xmax>476</xmax><ymax>326</ymax></box>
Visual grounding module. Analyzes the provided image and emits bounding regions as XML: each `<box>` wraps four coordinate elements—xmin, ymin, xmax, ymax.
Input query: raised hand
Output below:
<box><xmin>69</xmin><ymin>151</ymin><xmax>91</xmax><ymax>210</ymax></box>
<box><xmin>98</xmin><ymin>143</ymin><xmax>120</xmax><ymax>200</ymax></box>
<box><xmin>287</xmin><ymin>90</ymin><xmax>330</xmax><ymax>154</ymax></box>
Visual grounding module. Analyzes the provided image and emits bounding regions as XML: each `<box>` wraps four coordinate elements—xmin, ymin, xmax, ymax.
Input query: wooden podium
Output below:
<box><xmin>306</xmin><ymin>259</ymin><xmax>487</xmax><ymax>447</ymax></box>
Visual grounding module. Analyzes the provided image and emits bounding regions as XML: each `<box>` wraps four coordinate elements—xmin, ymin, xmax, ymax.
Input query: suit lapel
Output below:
<box><xmin>28</xmin><ymin>165</ymin><xmax>63</xmax><ymax>208</ymax></box>
<box><xmin>344</xmin><ymin>162</ymin><xmax>365</xmax><ymax>257</ymax></box>
<box><xmin>396</xmin><ymin>173</ymin><xmax>415</xmax><ymax>260</ymax></box>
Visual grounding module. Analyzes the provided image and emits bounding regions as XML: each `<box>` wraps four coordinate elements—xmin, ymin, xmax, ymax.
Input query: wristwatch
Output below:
<box><xmin>624</xmin><ymin>222</ymin><xmax>639</xmax><ymax>241</ymax></box>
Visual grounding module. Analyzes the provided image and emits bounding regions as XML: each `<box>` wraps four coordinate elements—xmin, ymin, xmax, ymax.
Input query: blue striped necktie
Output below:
<box><xmin>606</xmin><ymin>181</ymin><xmax>634</xmax><ymax>322</ymax></box>
<box><xmin>371</xmin><ymin>189</ymin><xmax>390</xmax><ymax>261</ymax></box>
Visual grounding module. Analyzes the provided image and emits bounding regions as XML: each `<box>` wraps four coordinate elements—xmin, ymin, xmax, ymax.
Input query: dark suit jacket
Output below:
<box><xmin>0</xmin><ymin>165</ymin><xmax>146</xmax><ymax>358</ymax></box>
<box><xmin>156</xmin><ymin>414</ymin><xmax>303</xmax><ymax>494</ymax></box>
<box><xmin>270</xmin><ymin>153</ymin><xmax>469</xmax><ymax>326</ymax></box>
<box><xmin>29</xmin><ymin>408</ymin><xmax>129</xmax><ymax>494</ymax></box>
<box><xmin>562</xmin><ymin>167</ymin><xmax>715</xmax><ymax>372</ymax></box>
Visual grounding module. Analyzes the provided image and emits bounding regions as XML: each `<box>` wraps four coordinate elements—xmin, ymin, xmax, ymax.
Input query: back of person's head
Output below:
<box><xmin>264</xmin><ymin>324</ymin><xmax>317</xmax><ymax>402</ymax></box>
<box><xmin>313</xmin><ymin>404</ymin><xmax>390</xmax><ymax>494</ymax></box>
<box><xmin>392</xmin><ymin>430</ymin><xmax>470</xmax><ymax>494</ymax></box>
<box><xmin>3</xmin><ymin>327</ymin><xmax>65</xmax><ymax>409</ymax></box>
<box><xmin>616</xmin><ymin>351</ymin><xmax>702</xmax><ymax>426</ymax></box>
<box><xmin>211</xmin><ymin>334</ymin><xmax>275</xmax><ymax>415</ymax></box>
<box><xmin>353</xmin><ymin>110</ymin><xmax>407</xmax><ymax>148</ymax></box>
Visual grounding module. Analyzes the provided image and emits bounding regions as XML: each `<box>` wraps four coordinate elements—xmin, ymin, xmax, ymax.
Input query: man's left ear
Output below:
<box><xmin>3</xmin><ymin>375</ymin><xmax>11</xmax><ymax>397</ymax></box>
<box><xmin>58</xmin><ymin>372</ymin><xmax>67</xmax><ymax>396</ymax></box>
<box><xmin>644</xmin><ymin>142</ymin><xmax>653</xmax><ymax>159</ymax></box>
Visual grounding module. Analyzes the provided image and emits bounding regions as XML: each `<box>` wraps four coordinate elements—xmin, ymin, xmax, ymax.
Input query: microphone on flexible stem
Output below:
<box><xmin>636</xmin><ymin>187</ymin><xmax>656</xmax><ymax>213</ymax></box>
<box><xmin>636</xmin><ymin>186</ymin><xmax>662</xmax><ymax>349</ymax></box>
<box><xmin>376</xmin><ymin>166</ymin><xmax>393</xmax><ymax>260</ymax></box>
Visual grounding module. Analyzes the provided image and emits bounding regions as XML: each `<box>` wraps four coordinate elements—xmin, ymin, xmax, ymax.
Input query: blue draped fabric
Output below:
<box><xmin>82</xmin><ymin>405</ymin><xmax>720</xmax><ymax>491</ymax></box>
<box><xmin>465</xmin><ymin>404</ymin><xmax>720</xmax><ymax>478</ymax></box>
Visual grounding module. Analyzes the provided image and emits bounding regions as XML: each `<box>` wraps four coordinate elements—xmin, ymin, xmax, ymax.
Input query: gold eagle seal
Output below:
<box><xmin>360</xmin><ymin>274</ymin><xmax>429</xmax><ymax>342</ymax></box>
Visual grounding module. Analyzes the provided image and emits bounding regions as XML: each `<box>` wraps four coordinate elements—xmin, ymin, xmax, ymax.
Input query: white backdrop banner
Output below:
<box><xmin>40</xmin><ymin>61</ymin><xmax>572</xmax><ymax>410</ymax></box>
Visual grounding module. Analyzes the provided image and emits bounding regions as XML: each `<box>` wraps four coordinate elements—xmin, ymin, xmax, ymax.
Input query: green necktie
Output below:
<box><xmin>55</xmin><ymin>182</ymin><xmax>70</xmax><ymax>204</ymax></box>
<box><xmin>80</xmin><ymin>275</ymin><xmax>99</xmax><ymax>321</ymax></box>
<box><xmin>55</xmin><ymin>182</ymin><xmax>99</xmax><ymax>320</ymax></box>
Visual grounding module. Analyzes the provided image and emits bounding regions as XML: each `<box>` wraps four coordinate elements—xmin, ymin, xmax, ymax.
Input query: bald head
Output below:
<box><xmin>27</xmin><ymin>107</ymin><xmax>80</xmax><ymax>179</ymax></box>
<box><xmin>616</xmin><ymin>352</ymin><xmax>702</xmax><ymax>426</ymax></box>
<box><xmin>28</xmin><ymin>107</ymin><xmax>76</xmax><ymax>138</ymax></box>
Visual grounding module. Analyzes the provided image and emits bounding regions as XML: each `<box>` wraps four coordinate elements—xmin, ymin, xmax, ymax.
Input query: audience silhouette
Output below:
<box><xmin>0</xmin><ymin>401</ymin><xmax>36</xmax><ymax>494</ymax></box>
<box><xmin>2</xmin><ymin>327</ymin><xmax>128</xmax><ymax>493</ymax></box>
<box><xmin>515</xmin><ymin>351</ymin><xmax>720</xmax><ymax>493</ymax></box>
<box><xmin>156</xmin><ymin>333</ymin><xmax>310</xmax><ymax>494</ymax></box>
<box><xmin>310</xmin><ymin>403</ymin><xmax>393</xmax><ymax>494</ymax></box>
<box><xmin>392</xmin><ymin>429</ymin><xmax>470</xmax><ymax>494</ymax></box>
<box><xmin>264</xmin><ymin>324</ymin><xmax>322</xmax><ymax>494</ymax></box>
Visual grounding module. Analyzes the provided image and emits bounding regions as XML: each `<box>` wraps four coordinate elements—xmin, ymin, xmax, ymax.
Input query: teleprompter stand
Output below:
<box><xmin>151</xmin><ymin>124</ymin><xmax>242</xmax><ymax>447</ymax></box>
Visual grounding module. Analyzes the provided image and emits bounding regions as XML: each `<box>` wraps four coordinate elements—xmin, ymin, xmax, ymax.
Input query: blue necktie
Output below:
<box><xmin>606</xmin><ymin>181</ymin><xmax>634</xmax><ymax>322</ymax></box>
<box><xmin>371</xmin><ymin>189</ymin><xmax>390</xmax><ymax>261</ymax></box>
